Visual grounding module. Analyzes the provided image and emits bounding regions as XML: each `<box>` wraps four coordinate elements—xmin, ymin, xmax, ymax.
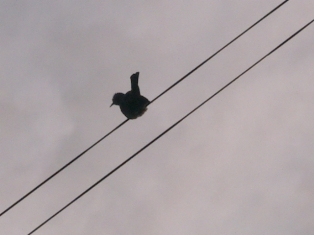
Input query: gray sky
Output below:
<box><xmin>1</xmin><ymin>0</ymin><xmax>314</xmax><ymax>234</ymax></box>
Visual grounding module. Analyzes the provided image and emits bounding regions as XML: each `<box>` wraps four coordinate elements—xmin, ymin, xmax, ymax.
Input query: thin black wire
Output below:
<box><xmin>28</xmin><ymin>18</ymin><xmax>314</xmax><ymax>235</ymax></box>
<box><xmin>150</xmin><ymin>0</ymin><xmax>289</xmax><ymax>104</ymax></box>
<box><xmin>0</xmin><ymin>0</ymin><xmax>289</xmax><ymax>218</ymax></box>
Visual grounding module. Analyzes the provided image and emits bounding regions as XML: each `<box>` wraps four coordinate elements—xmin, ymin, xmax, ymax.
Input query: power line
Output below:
<box><xmin>0</xmin><ymin>0</ymin><xmax>288</xmax><ymax>218</ymax></box>
<box><xmin>28</xmin><ymin>18</ymin><xmax>314</xmax><ymax>235</ymax></box>
<box><xmin>149</xmin><ymin>0</ymin><xmax>290</xmax><ymax>104</ymax></box>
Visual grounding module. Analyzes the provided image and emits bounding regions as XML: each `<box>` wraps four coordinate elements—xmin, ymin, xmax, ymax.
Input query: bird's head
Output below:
<box><xmin>110</xmin><ymin>93</ymin><xmax>125</xmax><ymax>107</ymax></box>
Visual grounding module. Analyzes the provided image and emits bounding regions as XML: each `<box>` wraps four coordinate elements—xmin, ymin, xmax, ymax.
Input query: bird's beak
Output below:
<box><xmin>110</xmin><ymin>103</ymin><xmax>114</xmax><ymax>107</ymax></box>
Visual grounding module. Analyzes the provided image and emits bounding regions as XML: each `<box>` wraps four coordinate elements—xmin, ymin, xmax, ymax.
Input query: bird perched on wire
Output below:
<box><xmin>110</xmin><ymin>72</ymin><xmax>150</xmax><ymax>119</ymax></box>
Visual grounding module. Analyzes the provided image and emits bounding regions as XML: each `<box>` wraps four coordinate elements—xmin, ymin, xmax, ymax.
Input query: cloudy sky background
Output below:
<box><xmin>1</xmin><ymin>0</ymin><xmax>314</xmax><ymax>234</ymax></box>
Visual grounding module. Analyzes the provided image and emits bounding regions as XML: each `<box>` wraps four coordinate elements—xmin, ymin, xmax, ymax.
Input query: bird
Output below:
<box><xmin>110</xmin><ymin>72</ymin><xmax>150</xmax><ymax>119</ymax></box>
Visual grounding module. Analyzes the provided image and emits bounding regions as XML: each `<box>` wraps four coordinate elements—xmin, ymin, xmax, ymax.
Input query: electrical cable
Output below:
<box><xmin>28</xmin><ymin>18</ymin><xmax>314</xmax><ymax>235</ymax></box>
<box><xmin>0</xmin><ymin>0</ymin><xmax>289</xmax><ymax>218</ymax></box>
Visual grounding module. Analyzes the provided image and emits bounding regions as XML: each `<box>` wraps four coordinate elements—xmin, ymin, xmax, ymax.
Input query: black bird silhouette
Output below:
<box><xmin>110</xmin><ymin>72</ymin><xmax>150</xmax><ymax>119</ymax></box>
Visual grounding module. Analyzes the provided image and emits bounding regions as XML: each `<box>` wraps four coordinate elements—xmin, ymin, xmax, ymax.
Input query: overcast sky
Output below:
<box><xmin>1</xmin><ymin>0</ymin><xmax>314</xmax><ymax>234</ymax></box>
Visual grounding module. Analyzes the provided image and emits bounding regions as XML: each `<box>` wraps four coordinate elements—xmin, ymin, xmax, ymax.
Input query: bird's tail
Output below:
<box><xmin>130</xmin><ymin>72</ymin><xmax>139</xmax><ymax>86</ymax></box>
<box><xmin>130</xmin><ymin>72</ymin><xmax>140</xmax><ymax>95</ymax></box>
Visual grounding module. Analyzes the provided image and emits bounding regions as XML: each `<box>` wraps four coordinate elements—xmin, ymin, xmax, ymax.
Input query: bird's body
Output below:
<box><xmin>111</xmin><ymin>72</ymin><xmax>150</xmax><ymax>119</ymax></box>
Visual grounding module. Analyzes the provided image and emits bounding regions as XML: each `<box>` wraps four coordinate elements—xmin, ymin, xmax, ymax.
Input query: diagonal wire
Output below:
<box><xmin>0</xmin><ymin>0</ymin><xmax>289</xmax><ymax>218</ymax></box>
<box><xmin>28</xmin><ymin>18</ymin><xmax>314</xmax><ymax>235</ymax></box>
<box><xmin>149</xmin><ymin>0</ymin><xmax>289</xmax><ymax>104</ymax></box>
